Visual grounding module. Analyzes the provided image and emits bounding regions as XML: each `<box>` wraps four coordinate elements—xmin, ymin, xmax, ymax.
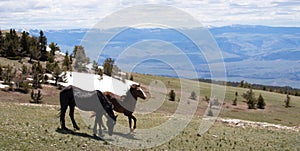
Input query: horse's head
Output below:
<box><xmin>106</xmin><ymin>113</ymin><xmax>118</xmax><ymax>136</ymax></box>
<box><xmin>130</xmin><ymin>84</ymin><xmax>147</xmax><ymax>100</ymax></box>
<box><xmin>105</xmin><ymin>100</ymin><xmax>118</xmax><ymax>136</ymax></box>
<box><xmin>105</xmin><ymin>102</ymin><xmax>117</xmax><ymax>136</ymax></box>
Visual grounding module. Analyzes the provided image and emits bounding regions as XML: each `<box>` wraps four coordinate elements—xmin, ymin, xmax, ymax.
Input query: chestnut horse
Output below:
<box><xmin>59</xmin><ymin>85</ymin><xmax>117</xmax><ymax>136</ymax></box>
<box><xmin>103</xmin><ymin>84</ymin><xmax>146</xmax><ymax>132</ymax></box>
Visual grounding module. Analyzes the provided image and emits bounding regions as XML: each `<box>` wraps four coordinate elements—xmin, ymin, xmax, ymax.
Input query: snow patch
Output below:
<box><xmin>58</xmin><ymin>72</ymin><xmax>138</xmax><ymax>96</ymax></box>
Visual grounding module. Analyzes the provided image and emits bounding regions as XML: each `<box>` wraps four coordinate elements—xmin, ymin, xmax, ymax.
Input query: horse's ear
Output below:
<box><xmin>131</xmin><ymin>84</ymin><xmax>137</xmax><ymax>89</ymax></box>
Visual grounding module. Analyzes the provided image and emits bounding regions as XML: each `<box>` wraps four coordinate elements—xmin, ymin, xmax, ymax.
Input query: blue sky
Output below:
<box><xmin>0</xmin><ymin>0</ymin><xmax>299</xmax><ymax>29</ymax></box>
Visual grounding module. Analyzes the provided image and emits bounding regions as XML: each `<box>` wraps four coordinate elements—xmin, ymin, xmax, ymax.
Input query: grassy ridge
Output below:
<box><xmin>132</xmin><ymin>73</ymin><xmax>300</xmax><ymax>126</ymax></box>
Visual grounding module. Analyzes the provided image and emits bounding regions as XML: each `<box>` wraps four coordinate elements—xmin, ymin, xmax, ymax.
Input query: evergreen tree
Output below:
<box><xmin>130</xmin><ymin>74</ymin><xmax>133</xmax><ymax>81</ymax></box>
<box><xmin>28</xmin><ymin>36</ymin><xmax>40</xmax><ymax>62</ymax></box>
<box><xmin>62</xmin><ymin>51</ymin><xmax>71</xmax><ymax>71</ymax></box>
<box><xmin>30</xmin><ymin>89</ymin><xmax>42</xmax><ymax>103</ymax></box>
<box><xmin>0</xmin><ymin>64</ymin><xmax>2</xmax><ymax>80</ymax></box>
<box><xmin>49</xmin><ymin>42</ymin><xmax>59</xmax><ymax>56</ymax></box>
<box><xmin>257</xmin><ymin>94</ymin><xmax>266</xmax><ymax>109</ymax></box>
<box><xmin>22</xmin><ymin>64</ymin><xmax>28</xmax><ymax>74</ymax></box>
<box><xmin>232</xmin><ymin>91</ymin><xmax>238</xmax><ymax>106</ymax></box>
<box><xmin>103</xmin><ymin>58</ymin><xmax>114</xmax><ymax>76</ymax></box>
<box><xmin>53</xmin><ymin>62</ymin><xmax>62</xmax><ymax>86</ymax></box>
<box><xmin>3</xmin><ymin>29</ymin><xmax>20</xmax><ymax>58</ymax></box>
<box><xmin>3</xmin><ymin>64</ymin><xmax>15</xmax><ymax>85</ymax></box>
<box><xmin>242</xmin><ymin>88</ymin><xmax>257</xmax><ymax>109</ymax></box>
<box><xmin>169</xmin><ymin>90</ymin><xmax>176</xmax><ymax>101</ymax></box>
<box><xmin>38</xmin><ymin>30</ymin><xmax>48</xmax><ymax>61</ymax></box>
<box><xmin>73</xmin><ymin>45</ymin><xmax>89</xmax><ymax>72</ymax></box>
<box><xmin>285</xmin><ymin>94</ymin><xmax>291</xmax><ymax>108</ymax></box>
<box><xmin>45</xmin><ymin>62</ymin><xmax>54</xmax><ymax>73</ymax></box>
<box><xmin>0</xmin><ymin>30</ymin><xmax>4</xmax><ymax>55</ymax></box>
<box><xmin>239</xmin><ymin>80</ymin><xmax>244</xmax><ymax>87</ymax></box>
<box><xmin>48</xmin><ymin>42</ymin><xmax>59</xmax><ymax>63</ymax></box>
<box><xmin>31</xmin><ymin>61</ymin><xmax>44</xmax><ymax>89</ymax></box>
<box><xmin>20</xmin><ymin>31</ymin><xmax>30</xmax><ymax>57</ymax></box>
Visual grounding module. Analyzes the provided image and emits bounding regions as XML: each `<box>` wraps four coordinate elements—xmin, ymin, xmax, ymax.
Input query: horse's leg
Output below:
<box><xmin>93</xmin><ymin>112</ymin><xmax>103</xmax><ymax>137</ymax></box>
<box><xmin>132</xmin><ymin>115</ymin><xmax>137</xmax><ymax>130</ymax></box>
<box><xmin>60</xmin><ymin>105</ymin><xmax>68</xmax><ymax>130</ymax></box>
<box><xmin>96</xmin><ymin>112</ymin><xmax>103</xmax><ymax>137</ymax></box>
<box><xmin>92</xmin><ymin>114</ymin><xmax>97</xmax><ymax>135</ymax></box>
<box><xmin>100</xmin><ymin>114</ymin><xmax>107</xmax><ymax>130</ymax></box>
<box><xmin>128</xmin><ymin>116</ymin><xmax>133</xmax><ymax>132</ymax></box>
<box><xmin>69</xmin><ymin>105</ymin><xmax>80</xmax><ymax>130</ymax></box>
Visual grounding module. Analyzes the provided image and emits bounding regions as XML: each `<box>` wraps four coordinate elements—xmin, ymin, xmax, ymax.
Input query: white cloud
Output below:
<box><xmin>0</xmin><ymin>0</ymin><xmax>299</xmax><ymax>29</ymax></box>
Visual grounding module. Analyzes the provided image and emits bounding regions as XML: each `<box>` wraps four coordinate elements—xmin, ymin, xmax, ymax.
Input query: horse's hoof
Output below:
<box><xmin>93</xmin><ymin>133</ymin><xmax>104</xmax><ymax>139</ymax></box>
<box><xmin>130</xmin><ymin>128</ymin><xmax>135</xmax><ymax>133</ymax></box>
<box><xmin>62</xmin><ymin>127</ymin><xmax>69</xmax><ymax>131</ymax></box>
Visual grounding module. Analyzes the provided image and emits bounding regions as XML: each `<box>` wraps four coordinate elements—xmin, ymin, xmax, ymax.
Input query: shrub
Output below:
<box><xmin>203</xmin><ymin>96</ymin><xmax>210</xmax><ymax>102</ymax></box>
<box><xmin>30</xmin><ymin>89</ymin><xmax>42</xmax><ymax>103</ymax></box>
<box><xmin>207</xmin><ymin>109</ymin><xmax>213</xmax><ymax>116</ymax></box>
<box><xmin>242</xmin><ymin>88</ymin><xmax>257</xmax><ymax>109</ymax></box>
<box><xmin>130</xmin><ymin>74</ymin><xmax>133</xmax><ymax>81</ymax></box>
<box><xmin>190</xmin><ymin>91</ymin><xmax>197</xmax><ymax>100</ymax></box>
<box><xmin>16</xmin><ymin>81</ymin><xmax>31</xmax><ymax>94</ymax></box>
<box><xmin>232</xmin><ymin>98</ymin><xmax>237</xmax><ymax>106</ymax></box>
<box><xmin>284</xmin><ymin>94</ymin><xmax>291</xmax><ymax>108</ymax></box>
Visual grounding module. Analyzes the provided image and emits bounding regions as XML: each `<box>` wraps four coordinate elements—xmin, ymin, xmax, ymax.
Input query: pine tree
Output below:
<box><xmin>257</xmin><ymin>94</ymin><xmax>266</xmax><ymax>109</ymax></box>
<box><xmin>28</xmin><ymin>37</ymin><xmax>39</xmax><ymax>62</ymax></box>
<box><xmin>62</xmin><ymin>51</ymin><xmax>71</xmax><ymax>71</ymax></box>
<box><xmin>73</xmin><ymin>45</ymin><xmax>89</xmax><ymax>72</ymax></box>
<box><xmin>232</xmin><ymin>91</ymin><xmax>238</xmax><ymax>106</ymax></box>
<box><xmin>30</xmin><ymin>89</ymin><xmax>42</xmax><ymax>103</ymax></box>
<box><xmin>0</xmin><ymin>30</ymin><xmax>4</xmax><ymax>55</ymax></box>
<box><xmin>53</xmin><ymin>62</ymin><xmax>62</xmax><ymax>86</ymax></box>
<box><xmin>3</xmin><ymin>64</ymin><xmax>15</xmax><ymax>85</ymax></box>
<box><xmin>242</xmin><ymin>88</ymin><xmax>256</xmax><ymax>109</ymax></box>
<box><xmin>103</xmin><ymin>58</ymin><xmax>114</xmax><ymax>76</ymax></box>
<box><xmin>38</xmin><ymin>30</ymin><xmax>48</xmax><ymax>61</ymax></box>
<box><xmin>21</xmin><ymin>31</ymin><xmax>30</xmax><ymax>57</ymax></box>
<box><xmin>169</xmin><ymin>90</ymin><xmax>176</xmax><ymax>101</ymax></box>
<box><xmin>0</xmin><ymin>64</ymin><xmax>2</xmax><ymax>80</ymax></box>
<box><xmin>3</xmin><ymin>29</ymin><xmax>20</xmax><ymax>58</ymax></box>
<box><xmin>49</xmin><ymin>42</ymin><xmax>59</xmax><ymax>56</ymax></box>
<box><xmin>239</xmin><ymin>80</ymin><xmax>244</xmax><ymax>87</ymax></box>
<box><xmin>130</xmin><ymin>74</ymin><xmax>133</xmax><ymax>81</ymax></box>
<box><xmin>31</xmin><ymin>61</ymin><xmax>44</xmax><ymax>89</ymax></box>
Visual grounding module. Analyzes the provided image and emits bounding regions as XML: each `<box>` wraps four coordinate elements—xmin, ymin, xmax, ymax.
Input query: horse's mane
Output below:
<box><xmin>122</xmin><ymin>87</ymin><xmax>137</xmax><ymax>112</ymax></box>
<box><xmin>95</xmin><ymin>90</ymin><xmax>116</xmax><ymax>121</ymax></box>
<box><xmin>96</xmin><ymin>90</ymin><xmax>111</xmax><ymax>109</ymax></box>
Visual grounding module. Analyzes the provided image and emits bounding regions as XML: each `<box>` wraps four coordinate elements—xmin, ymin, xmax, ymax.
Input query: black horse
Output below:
<box><xmin>59</xmin><ymin>85</ymin><xmax>117</xmax><ymax>136</ymax></box>
<box><xmin>103</xmin><ymin>84</ymin><xmax>147</xmax><ymax>133</ymax></box>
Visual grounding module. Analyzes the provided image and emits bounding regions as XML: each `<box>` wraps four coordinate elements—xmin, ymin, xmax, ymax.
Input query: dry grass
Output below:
<box><xmin>0</xmin><ymin>102</ymin><xmax>299</xmax><ymax>150</ymax></box>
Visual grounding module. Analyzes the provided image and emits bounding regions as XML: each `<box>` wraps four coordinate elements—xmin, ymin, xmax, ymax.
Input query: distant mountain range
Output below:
<box><xmin>24</xmin><ymin>25</ymin><xmax>300</xmax><ymax>88</ymax></box>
